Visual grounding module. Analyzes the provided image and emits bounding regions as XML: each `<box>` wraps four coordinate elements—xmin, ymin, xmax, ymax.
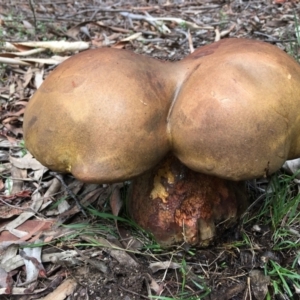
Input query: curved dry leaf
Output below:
<box><xmin>2</xmin><ymin>212</ymin><xmax>35</xmax><ymax>233</ymax></box>
<box><xmin>43</xmin><ymin>178</ymin><xmax>61</xmax><ymax>201</ymax></box>
<box><xmin>10</xmin><ymin>153</ymin><xmax>45</xmax><ymax>171</ymax></box>
<box><xmin>22</xmin><ymin>57</ymin><xmax>67</xmax><ymax>65</ymax></box>
<box><xmin>0</xmin><ymin>286</ymin><xmax>47</xmax><ymax>295</ymax></box>
<box><xmin>21</xmin><ymin>244</ymin><xmax>45</xmax><ymax>282</ymax></box>
<box><xmin>42</xmin><ymin>278</ymin><xmax>77</xmax><ymax>300</ymax></box>
<box><xmin>0</xmin><ymin>53</ymin><xmax>20</xmax><ymax>58</ymax></box>
<box><xmin>0</xmin><ymin>57</ymin><xmax>31</xmax><ymax>66</ymax></box>
<box><xmin>14</xmin><ymin>41</ymin><xmax>90</xmax><ymax>53</ymax></box>
<box><xmin>23</xmin><ymin>67</ymin><xmax>33</xmax><ymax>88</ymax></box>
<box><xmin>10</xmin><ymin>166</ymin><xmax>26</xmax><ymax>194</ymax></box>
<box><xmin>149</xmin><ymin>261</ymin><xmax>181</xmax><ymax>273</ymax></box>
<box><xmin>2</xmin><ymin>42</ymin><xmax>18</xmax><ymax>51</ymax></box>
<box><xmin>34</xmin><ymin>68</ymin><xmax>44</xmax><ymax>89</ymax></box>
<box><xmin>51</xmin><ymin>55</ymin><xmax>70</xmax><ymax>63</ymax></box>
<box><xmin>12</xmin><ymin>48</ymin><xmax>46</xmax><ymax>56</ymax></box>
<box><xmin>2</xmin><ymin>107</ymin><xmax>26</xmax><ymax>120</ymax></box>
<box><xmin>121</xmin><ymin>32</ymin><xmax>142</xmax><ymax>42</ymax></box>
<box><xmin>110</xmin><ymin>185</ymin><xmax>122</xmax><ymax>216</ymax></box>
<box><xmin>149</xmin><ymin>276</ymin><xmax>163</xmax><ymax>295</ymax></box>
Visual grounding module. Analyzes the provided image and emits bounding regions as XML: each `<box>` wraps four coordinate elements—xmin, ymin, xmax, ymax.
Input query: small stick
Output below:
<box><xmin>28</xmin><ymin>0</ymin><xmax>37</xmax><ymax>31</ymax></box>
<box><xmin>49</xmin><ymin>172</ymin><xmax>87</xmax><ymax>217</ymax></box>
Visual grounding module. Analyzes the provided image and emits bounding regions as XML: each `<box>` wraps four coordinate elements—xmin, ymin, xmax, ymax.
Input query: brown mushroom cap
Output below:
<box><xmin>24</xmin><ymin>38</ymin><xmax>300</xmax><ymax>184</ymax></box>
<box><xmin>169</xmin><ymin>39</ymin><xmax>300</xmax><ymax>180</ymax></box>
<box><xmin>23</xmin><ymin>48</ymin><xmax>178</xmax><ymax>183</ymax></box>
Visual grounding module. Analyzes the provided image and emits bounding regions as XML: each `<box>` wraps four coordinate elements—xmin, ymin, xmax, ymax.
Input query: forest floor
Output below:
<box><xmin>0</xmin><ymin>1</ymin><xmax>300</xmax><ymax>299</ymax></box>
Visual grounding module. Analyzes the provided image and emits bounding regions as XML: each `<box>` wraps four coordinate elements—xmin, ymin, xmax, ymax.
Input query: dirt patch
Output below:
<box><xmin>73</xmin><ymin>263</ymin><xmax>145</xmax><ymax>300</ymax></box>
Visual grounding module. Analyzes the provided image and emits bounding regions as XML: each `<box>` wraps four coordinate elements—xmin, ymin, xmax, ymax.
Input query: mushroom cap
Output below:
<box><xmin>169</xmin><ymin>39</ymin><xmax>300</xmax><ymax>180</ymax></box>
<box><xmin>24</xmin><ymin>39</ymin><xmax>300</xmax><ymax>183</ymax></box>
<box><xmin>23</xmin><ymin>48</ymin><xmax>177</xmax><ymax>183</ymax></box>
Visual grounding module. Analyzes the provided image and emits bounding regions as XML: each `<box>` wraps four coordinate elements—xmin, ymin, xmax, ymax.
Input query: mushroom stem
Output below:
<box><xmin>128</xmin><ymin>154</ymin><xmax>247</xmax><ymax>247</ymax></box>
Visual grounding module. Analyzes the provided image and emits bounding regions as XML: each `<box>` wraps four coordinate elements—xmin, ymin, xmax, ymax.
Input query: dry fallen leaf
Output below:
<box><xmin>149</xmin><ymin>261</ymin><xmax>181</xmax><ymax>273</ymax></box>
<box><xmin>0</xmin><ymin>266</ymin><xmax>9</xmax><ymax>290</ymax></box>
<box><xmin>12</xmin><ymin>48</ymin><xmax>46</xmax><ymax>56</ymax></box>
<box><xmin>81</xmin><ymin>235</ymin><xmax>140</xmax><ymax>268</ymax></box>
<box><xmin>12</xmin><ymin>41</ymin><xmax>90</xmax><ymax>53</ymax></box>
<box><xmin>22</xmin><ymin>57</ymin><xmax>68</xmax><ymax>65</ymax></box>
<box><xmin>0</xmin><ymin>57</ymin><xmax>31</xmax><ymax>66</ymax></box>
<box><xmin>110</xmin><ymin>184</ymin><xmax>123</xmax><ymax>217</ymax></box>
<box><xmin>0</xmin><ymin>220</ymin><xmax>54</xmax><ymax>247</ymax></box>
<box><xmin>22</xmin><ymin>67</ymin><xmax>34</xmax><ymax>88</ymax></box>
<box><xmin>249</xmin><ymin>269</ymin><xmax>270</xmax><ymax>300</ymax></box>
<box><xmin>10</xmin><ymin>166</ymin><xmax>26</xmax><ymax>194</ymax></box>
<box><xmin>39</xmin><ymin>278</ymin><xmax>77</xmax><ymax>300</ymax></box>
<box><xmin>121</xmin><ymin>32</ymin><xmax>142</xmax><ymax>42</ymax></box>
<box><xmin>149</xmin><ymin>277</ymin><xmax>164</xmax><ymax>295</ymax></box>
<box><xmin>10</xmin><ymin>153</ymin><xmax>45</xmax><ymax>171</ymax></box>
<box><xmin>34</xmin><ymin>68</ymin><xmax>44</xmax><ymax>89</ymax></box>
<box><xmin>294</xmin><ymin>284</ymin><xmax>300</xmax><ymax>294</ymax></box>
<box><xmin>21</xmin><ymin>243</ymin><xmax>45</xmax><ymax>282</ymax></box>
<box><xmin>282</xmin><ymin>158</ymin><xmax>300</xmax><ymax>178</ymax></box>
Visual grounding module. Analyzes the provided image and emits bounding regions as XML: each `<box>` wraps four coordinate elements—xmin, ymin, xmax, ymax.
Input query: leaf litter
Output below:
<box><xmin>0</xmin><ymin>0</ymin><xmax>300</xmax><ymax>299</ymax></box>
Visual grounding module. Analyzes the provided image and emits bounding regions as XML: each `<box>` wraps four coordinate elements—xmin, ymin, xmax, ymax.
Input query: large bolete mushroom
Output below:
<box><xmin>23</xmin><ymin>48</ymin><xmax>177</xmax><ymax>182</ymax></box>
<box><xmin>23</xmin><ymin>38</ymin><xmax>300</xmax><ymax>247</ymax></box>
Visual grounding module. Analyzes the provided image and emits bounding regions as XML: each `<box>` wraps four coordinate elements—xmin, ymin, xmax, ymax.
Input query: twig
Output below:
<box><xmin>187</xmin><ymin>29</ymin><xmax>194</xmax><ymax>53</ymax></box>
<box><xmin>50</xmin><ymin>172</ymin><xmax>87</xmax><ymax>217</ymax></box>
<box><xmin>240</xmin><ymin>193</ymin><xmax>267</xmax><ymax>219</ymax></box>
<box><xmin>28</xmin><ymin>0</ymin><xmax>37</xmax><ymax>31</ymax></box>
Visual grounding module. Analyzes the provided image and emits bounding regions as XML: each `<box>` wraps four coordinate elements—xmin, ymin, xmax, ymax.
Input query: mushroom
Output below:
<box><xmin>23</xmin><ymin>47</ymin><xmax>176</xmax><ymax>183</ymax></box>
<box><xmin>23</xmin><ymin>38</ymin><xmax>300</xmax><ymax>247</ymax></box>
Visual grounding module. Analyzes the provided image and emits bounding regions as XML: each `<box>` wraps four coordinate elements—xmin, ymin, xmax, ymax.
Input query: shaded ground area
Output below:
<box><xmin>0</xmin><ymin>1</ymin><xmax>300</xmax><ymax>299</ymax></box>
